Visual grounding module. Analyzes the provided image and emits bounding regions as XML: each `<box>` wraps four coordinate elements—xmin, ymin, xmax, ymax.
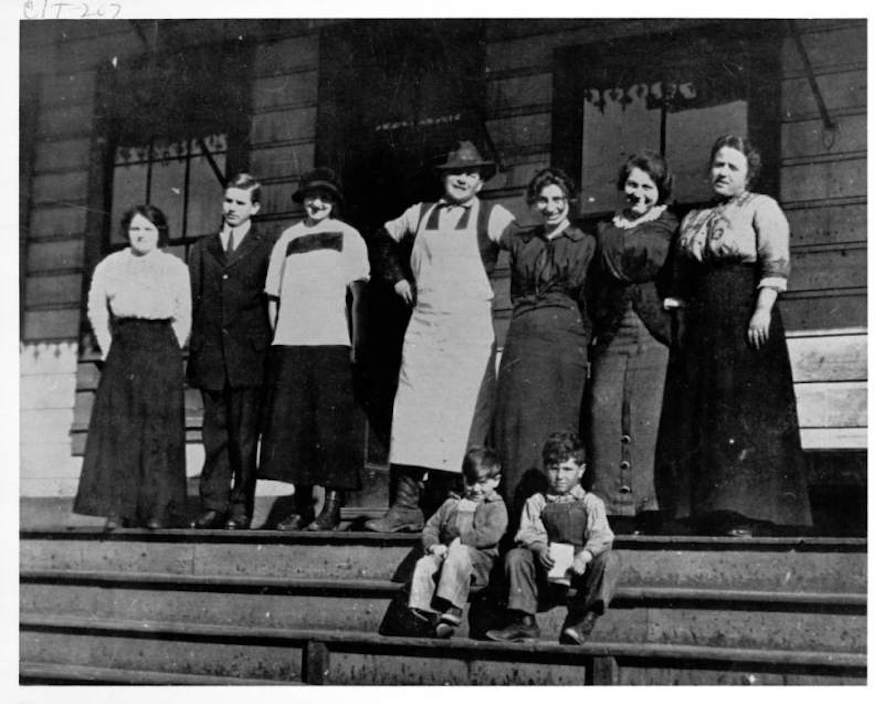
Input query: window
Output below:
<box><xmin>110</xmin><ymin>133</ymin><xmax>227</xmax><ymax>262</ymax></box>
<box><xmin>552</xmin><ymin>21</ymin><xmax>783</xmax><ymax>220</ymax></box>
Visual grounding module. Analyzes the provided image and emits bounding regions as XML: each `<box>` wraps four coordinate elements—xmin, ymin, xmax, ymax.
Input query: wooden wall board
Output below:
<box><xmin>26</xmin><ymin>239</ymin><xmax>85</xmax><ymax>274</ymax></box>
<box><xmin>779</xmin><ymin>292</ymin><xmax>866</xmax><ymax>331</ymax></box>
<box><xmin>28</xmin><ymin>205</ymin><xmax>89</xmax><ymax>239</ymax></box>
<box><xmin>25</xmin><ymin>274</ymin><xmax>83</xmax><ymax>308</ymax></box>
<box><xmin>249</xmin><ymin>107</ymin><xmax>317</xmax><ymax>147</ymax></box>
<box><xmin>249</xmin><ymin>143</ymin><xmax>315</xmax><ymax>182</ymax></box>
<box><xmin>786</xmin><ymin>204</ymin><xmax>865</xmax><ymax>248</ymax></box>
<box><xmin>33</xmin><ymin>138</ymin><xmax>92</xmax><ymax>173</ymax></box>
<box><xmin>781</xmin><ymin>70</ymin><xmax>866</xmax><ymax>119</ymax></box>
<box><xmin>22</xmin><ymin>308</ymin><xmax>81</xmax><ymax>341</ymax></box>
<box><xmin>786</xmin><ymin>332</ymin><xmax>867</xmax><ymax>383</ymax></box>
<box><xmin>252</xmin><ymin>71</ymin><xmax>318</xmax><ymax>112</ymax></box>
<box><xmin>252</xmin><ymin>35</ymin><xmax>319</xmax><ymax>77</ymax></box>
<box><xmin>780</xmin><ymin>158</ymin><xmax>866</xmax><ymax>204</ymax></box>
<box><xmin>32</xmin><ymin>171</ymin><xmax>89</xmax><ymax>205</ymax></box>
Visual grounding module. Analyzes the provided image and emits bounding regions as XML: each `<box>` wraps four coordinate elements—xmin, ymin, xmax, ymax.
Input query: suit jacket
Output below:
<box><xmin>186</xmin><ymin>227</ymin><xmax>276</xmax><ymax>390</ymax></box>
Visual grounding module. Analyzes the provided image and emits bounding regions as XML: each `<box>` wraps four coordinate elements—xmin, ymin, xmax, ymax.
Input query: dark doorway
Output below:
<box><xmin>317</xmin><ymin>19</ymin><xmax>488</xmax><ymax>465</ymax></box>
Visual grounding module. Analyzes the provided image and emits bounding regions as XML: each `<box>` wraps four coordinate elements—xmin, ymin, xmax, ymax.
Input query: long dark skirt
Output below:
<box><xmin>73</xmin><ymin>318</ymin><xmax>187</xmax><ymax>525</ymax></box>
<box><xmin>590</xmin><ymin>307</ymin><xmax>668</xmax><ymax>517</ymax></box>
<box><xmin>258</xmin><ymin>345</ymin><xmax>362</xmax><ymax>491</ymax></box>
<box><xmin>658</xmin><ymin>263</ymin><xmax>811</xmax><ymax>527</ymax></box>
<box><xmin>494</xmin><ymin>306</ymin><xmax>587</xmax><ymax>510</ymax></box>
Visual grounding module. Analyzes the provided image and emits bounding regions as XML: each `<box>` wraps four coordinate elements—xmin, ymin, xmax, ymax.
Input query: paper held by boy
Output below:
<box><xmin>547</xmin><ymin>542</ymin><xmax>575</xmax><ymax>585</ymax></box>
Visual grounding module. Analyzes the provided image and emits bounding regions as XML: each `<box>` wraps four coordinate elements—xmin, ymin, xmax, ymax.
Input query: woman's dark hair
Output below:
<box><xmin>526</xmin><ymin>167</ymin><xmax>577</xmax><ymax>205</ymax></box>
<box><xmin>121</xmin><ymin>204</ymin><xmax>170</xmax><ymax>247</ymax></box>
<box><xmin>541</xmin><ymin>431</ymin><xmax>586</xmax><ymax>467</ymax></box>
<box><xmin>708</xmin><ymin>135</ymin><xmax>763</xmax><ymax>189</ymax></box>
<box><xmin>616</xmin><ymin>150</ymin><xmax>673</xmax><ymax>203</ymax></box>
<box><xmin>462</xmin><ymin>446</ymin><xmax>502</xmax><ymax>482</ymax></box>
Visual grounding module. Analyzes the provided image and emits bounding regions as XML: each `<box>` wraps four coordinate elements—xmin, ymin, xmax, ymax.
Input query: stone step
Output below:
<box><xmin>20</xmin><ymin>661</ymin><xmax>296</xmax><ymax>685</ymax></box>
<box><xmin>20</xmin><ymin>569</ymin><xmax>867</xmax><ymax>653</ymax></box>
<box><xmin>21</xmin><ymin>529</ymin><xmax>868</xmax><ymax>592</ymax></box>
<box><xmin>20</xmin><ymin>614</ymin><xmax>867</xmax><ymax>685</ymax></box>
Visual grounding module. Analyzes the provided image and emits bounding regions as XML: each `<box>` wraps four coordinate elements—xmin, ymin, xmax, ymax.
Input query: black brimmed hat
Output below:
<box><xmin>435</xmin><ymin>141</ymin><xmax>496</xmax><ymax>177</ymax></box>
<box><xmin>291</xmin><ymin>167</ymin><xmax>344</xmax><ymax>204</ymax></box>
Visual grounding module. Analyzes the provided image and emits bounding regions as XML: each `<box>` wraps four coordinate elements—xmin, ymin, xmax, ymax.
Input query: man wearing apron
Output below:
<box><xmin>366</xmin><ymin>141</ymin><xmax>515</xmax><ymax>533</ymax></box>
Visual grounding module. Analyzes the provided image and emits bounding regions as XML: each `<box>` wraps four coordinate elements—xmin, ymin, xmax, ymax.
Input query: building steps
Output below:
<box><xmin>20</xmin><ymin>528</ymin><xmax>867</xmax><ymax>684</ymax></box>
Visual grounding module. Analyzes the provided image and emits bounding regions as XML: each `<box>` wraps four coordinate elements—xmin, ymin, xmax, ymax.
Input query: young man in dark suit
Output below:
<box><xmin>187</xmin><ymin>173</ymin><xmax>275</xmax><ymax>529</ymax></box>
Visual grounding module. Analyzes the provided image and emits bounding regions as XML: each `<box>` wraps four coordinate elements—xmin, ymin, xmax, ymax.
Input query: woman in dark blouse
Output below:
<box><xmin>587</xmin><ymin>152</ymin><xmax>679</xmax><ymax>532</ymax></box>
<box><xmin>493</xmin><ymin>168</ymin><xmax>595</xmax><ymax>513</ymax></box>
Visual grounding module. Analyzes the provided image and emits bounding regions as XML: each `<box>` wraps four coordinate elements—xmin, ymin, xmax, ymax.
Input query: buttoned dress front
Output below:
<box><xmin>384</xmin><ymin>199</ymin><xmax>514</xmax><ymax>473</ymax></box>
<box><xmin>588</xmin><ymin>209</ymin><xmax>678</xmax><ymax>517</ymax></box>
<box><xmin>493</xmin><ymin>224</ymin><xmax>595</xmax><ymax>508</ymax></box>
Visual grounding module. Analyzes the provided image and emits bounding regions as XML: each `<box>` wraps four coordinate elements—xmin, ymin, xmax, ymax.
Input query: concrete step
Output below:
<box><xmin>20</xmin><ymin>529</ymin><xmax>868</xmax><ymax>593</ymax></box>
<box><xmin>20</xmin><ymin>661</ymin><xmax>296</xmax><ymax>685</ymax></box>
<box><xmin>20</xmin><ymin>613</ymin><xmax>867</xmax><ymax>685</ymax></box>
<box><xmin>20</xmin><ymin>569</ymin><xmax>867</xmax><ymax>653</ymax></box>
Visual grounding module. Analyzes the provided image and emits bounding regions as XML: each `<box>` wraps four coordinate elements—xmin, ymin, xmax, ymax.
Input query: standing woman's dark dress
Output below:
<box><xmin>666</xmin><ymin>187</ymin><xmax>812</xmax><ymax>531</ymax></box>
<box><xmin>74</xmin><ymin>207</ymin><xmax>191</xmax><ymax>528</ymax></box>
<box><xmin>494</xmin><ymin>220</ymin><xmax>595</xmax><ymax>509</ymax></box>
<box><xmin>588</xmin><ymin>207</ymin><xmax>679</xmax><ymax>518</ymax></box>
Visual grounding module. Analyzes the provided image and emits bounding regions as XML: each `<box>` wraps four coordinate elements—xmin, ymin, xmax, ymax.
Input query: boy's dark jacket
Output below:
<box><xmin>187</xmin><ymin>228</ymin><xmax>275</xmax><ymax>390</ymax></box>
<box><xmin>421</xmin><ymin>491</ymin><xmax>508</xmax><ymax>554</ymax></box>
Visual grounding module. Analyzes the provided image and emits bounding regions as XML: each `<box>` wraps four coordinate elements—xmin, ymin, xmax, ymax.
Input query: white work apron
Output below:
<box><xmin>388</xmin><ymin>203</ymin><xmax>495</xmax><ymax>473</ymax></box>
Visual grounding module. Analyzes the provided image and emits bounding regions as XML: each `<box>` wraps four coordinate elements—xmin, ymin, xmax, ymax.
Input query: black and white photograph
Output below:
<box><xmin>13</xmin><ymin>0</ymin><xmax>873</xmax><ymax>688</ymax></box>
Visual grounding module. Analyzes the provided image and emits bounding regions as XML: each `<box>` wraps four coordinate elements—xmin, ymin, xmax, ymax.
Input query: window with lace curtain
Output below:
<box><xmin>109</xmin><ymin>133</ymin><xmax>228</xmax><ymax>263</ymax></box>
<box><xmin>552</xmin><ymin>20</ymin><xmax>783</xmax><ymax>221</ymax></box>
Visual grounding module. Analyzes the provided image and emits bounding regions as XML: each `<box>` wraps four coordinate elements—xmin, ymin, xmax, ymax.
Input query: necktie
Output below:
<box><xmin>225</xmin><ymin>229</ymin><xmax>235</xmax><ymax>256</ymax></box>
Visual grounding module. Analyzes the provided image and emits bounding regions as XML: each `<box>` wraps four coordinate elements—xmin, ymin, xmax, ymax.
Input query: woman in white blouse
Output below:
<box><xmin>73</xmin><ymin>205</ymin><xmax>191</xmax><ymax>530</ymax></box>
<box><xmin>660</xmin><ymin>135</ymin><xmax>811</xmax><ymax>537</ymax></box>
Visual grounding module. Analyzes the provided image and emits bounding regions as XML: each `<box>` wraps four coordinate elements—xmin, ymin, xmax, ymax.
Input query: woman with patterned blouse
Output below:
<box><xmin>493</xmin><ymin>168</ymin><xmax>596</xmax><ymax>516</ymax></box>
<box><xmin>587</xmin><ymin>152</ymin><xmax>679</xmax><ymax>533</ymax></box>
<box><xmin>74</xmin><ymin>205</ymin><xmax>191</xmax><ymax>530</ymax></box>
<box><xmin>662</xmin><ymin>135</ymin><xmax>811</xmax><ymax>537</ymax></box>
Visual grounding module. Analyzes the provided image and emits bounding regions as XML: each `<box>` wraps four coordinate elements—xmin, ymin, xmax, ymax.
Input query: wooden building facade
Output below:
<box><xmin>19</xmin><ymin>19</ymin><xmax>866</xmax><ymax>525</ymax></box>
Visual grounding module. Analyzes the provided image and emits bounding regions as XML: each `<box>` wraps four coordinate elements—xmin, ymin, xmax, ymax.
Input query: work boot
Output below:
<box><xmin>365</xmin><ymin>469</ymin><xmax>424</xmax><ymax>532</ymax></box>
<box><xmin>485</xmin><ymin>612</ymin><xmax>540</xmax><ymax>643</ymax></box>
<box><xmin>306</xmin><ymin>489</ymin><xmax>343</xmax><ymax>531</ymax></box>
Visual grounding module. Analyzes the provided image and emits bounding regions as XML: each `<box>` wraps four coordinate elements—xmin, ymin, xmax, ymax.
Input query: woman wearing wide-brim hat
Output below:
<box><xmin>366</xmin><ymin>141</ymin><xmax>516</xmax><ymax>532</ymax></box>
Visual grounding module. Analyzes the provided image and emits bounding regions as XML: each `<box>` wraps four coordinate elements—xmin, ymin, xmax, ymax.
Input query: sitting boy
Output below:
<box><xmin>408</xmin><ymin>446</ymin><xmax>508</xmax><ymax>638</ymax></box>
<box><xmin>486</xmin><ymin>431</ymin><xmax>619</xmax><ymax>645</ymax></box>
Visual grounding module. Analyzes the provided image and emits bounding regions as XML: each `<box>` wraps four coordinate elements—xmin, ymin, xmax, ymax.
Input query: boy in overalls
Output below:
<box><xmin>407</xmin><ymin>446</ymin><xmax>508</xmax><ymax>638</ymax></box>
<box><xmin>486</xmin><ymin>431</ymin><xmax>619</xmax><ymax>645</ymax></box>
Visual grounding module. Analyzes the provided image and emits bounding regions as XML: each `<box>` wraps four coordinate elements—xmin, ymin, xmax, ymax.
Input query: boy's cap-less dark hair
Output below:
<box><xmin>462</xmin><ymin>446</ymin><xmax>502</xmax><ymax>483</ymax></box>
<box><xmin>542</xmin><ymin>431</ymin><xmax>586</xmax><ymax>466</ymax></box>
<box><xmin>225</xmin><ymin>173</ymin><xmax>262</xmax><ymax>204</ymax></box>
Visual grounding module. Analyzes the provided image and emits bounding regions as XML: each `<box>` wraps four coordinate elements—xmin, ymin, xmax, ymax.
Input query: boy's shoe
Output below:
<box><xmin>409</xmin><ymin>607</ymin><xmax>438</xmax><ymax>625</ymax></box>
<box><xmin>485</xmin><ymin>614</ymin><xmax>540</xmax><ymax>643</ymax></box>
<box><xmin>559</xmin><ymin>613</ymin><xmax>598</xmax><ymax>646</ymax></box>
<box><xmin>435</xmin><ymin>605</ymin><xmax>463</xmax><ymax>638</ymax></box>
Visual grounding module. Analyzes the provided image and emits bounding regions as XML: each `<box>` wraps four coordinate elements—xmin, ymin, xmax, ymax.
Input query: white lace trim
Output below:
<box><xmin>612</xmin><ymin>204</ymin><xmax>667</xmax><ymax>230</ymax></box>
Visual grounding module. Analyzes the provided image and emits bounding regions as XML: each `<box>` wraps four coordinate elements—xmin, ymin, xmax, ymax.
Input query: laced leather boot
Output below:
<box><xmin>306</xmin><ymin>489</ymin><xmax>343</xmax><ymax>531</ymax></box>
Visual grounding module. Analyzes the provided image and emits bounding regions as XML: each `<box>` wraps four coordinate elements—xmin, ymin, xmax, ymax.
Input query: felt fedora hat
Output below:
<box><xmin>291</xmin><ymin>167</ymin><xmax>344</xmax><ymax>204</ymax></box>
<box><xmin>435</xmin><ymin>140</ymin><xmax>496</xmax><ymax>175</ymax></box>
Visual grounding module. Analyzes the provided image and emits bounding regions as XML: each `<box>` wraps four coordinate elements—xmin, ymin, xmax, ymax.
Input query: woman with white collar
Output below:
<box><xmin>586</xmin><ymin>151</ymin><xmax>679</xmax><ymax>533</ymax></box>
<box><xmin>493</xmin><ymin>168</ymin><xmax>596</xmax><ymax>517</ymax></box>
